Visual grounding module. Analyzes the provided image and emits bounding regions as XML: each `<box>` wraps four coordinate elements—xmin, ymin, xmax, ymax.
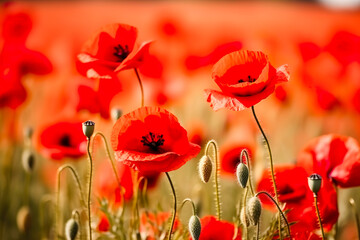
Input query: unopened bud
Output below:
<box><xmin>198</xmin><ymin>155</ymin><xmax>212</xmax><ymax>183</ymax></box>
<box><xmin>65</xmin><ymin>218</ymin><xmax>79</xmax><ymax>240</ymax></box>
<box><xmin>111</xmin><ymin>108</ymin><xmax>122</xmax><ymax>122</ymax></box>
<box><xmin>21</xmin><ymin>149</ymin><xmax>35</xmax><ymax>173</ymax></box>
<box><xmin>188</xmin><ymin>215</ymin><xmax>201</xmax><ymax>240</ymax></box>
<box><xmin>236</xmin><ymin>163</ymin><xmax>249</xmax><ymax>188</ymax></box>
<box><xmin>240</xmin><ymin>207</ymin><xmax>250</xmax><ymax>227</ymax></box>
<box><xmin>17</xmin><ymin>206</ymin><xmax>31</xmax><ymax>233</ymax></box>
<box><xmin>308</xmin><ymin>173</ymin><xmax>322</xmax><ymax>195</ymax></box>
<box><xmin>82</xmin><ymin>120</ymin><xmax>95</xmax><ymax>139</ymax></box>
<box><xmin>247</xmin><ymin>197</ymin><xmax>262</xmax><ymax>226</ymax></box>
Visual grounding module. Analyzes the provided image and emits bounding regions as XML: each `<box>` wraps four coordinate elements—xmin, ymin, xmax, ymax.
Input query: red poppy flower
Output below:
<box><xmin>190</xmin><ymin>215</ymin><xmax>241</xmax><ymax>240</ymax></box>
<box><xmin>297</xmin><ymin>134</ymin><xmax>360</xmax><ymax>188</ymax></box>
<box><xmin>205</xmin><ymin>50</ymin><xmax>289</xmax><ymax>111</ymax></box>
<box><xmin>140</xmin><ymin>212</ymin><xmax>180</xmax><ymax>240</ymax></box>
<box><xmin>76</xmin><ymin>23</ymin><xmax>151</xmax><ymax>79</ymax></box>
<box><xmin>299</xmin><ymin>42</ymin><xmax>322</xmax><ymax>62</ymax></box>
<box><xmin>111</xmin><ymin>106</ymin><xmax>201</xmax><ymax>173</ymax></box>
<box><xmin>257</xmin><ymin>165</ymin><xmax>338</xmax><ymax>232</ymax></box>
<box><xmin>38</xmin><ymin>121</ymin><xmax>87</xmax><ymax>160</ymax></box>
<box><xmin>220</xmin><ymin>145</ymin><xmax>253</xmax><ymax>176</ymax></box>
<box><xmin>97</xmin><ymin>213</ymin><xmax>110</xmax><ymax>232</ymax></box>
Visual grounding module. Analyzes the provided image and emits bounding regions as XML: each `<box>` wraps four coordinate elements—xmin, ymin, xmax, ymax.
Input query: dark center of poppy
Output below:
<box><xmin>113</xmin><ymin>44</ymin><xmax>130</xmax><ymax>62</ymax></box>
<box><xmin>141</xmin><ymin>132</ymin><xmax>165</xmax><ymax>151</ymax></box>
<box><xmin>59</xmin><ymin>134</ymin><xmax>71</xmax><ymax>147</ymax></box>
<box><xmin>238</xmin><ymin>75</ymin><xmax>256</xmax><ymax>83</ymax></box>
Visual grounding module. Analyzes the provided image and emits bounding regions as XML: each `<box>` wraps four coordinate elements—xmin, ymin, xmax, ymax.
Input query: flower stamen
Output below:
<box><xmin>238</xmin><ymin>75</ymin><xmax>256</xmax><ymax>83</ymax></box>
<box><xmin>141</xmin><ymin>132</ymin><xmax>165</xmax><ymax>151</ymax></box>
<box><xmin>113</xmin><ymin>44</ymin><xmax>130</xmax><ymax>62</ymax></box>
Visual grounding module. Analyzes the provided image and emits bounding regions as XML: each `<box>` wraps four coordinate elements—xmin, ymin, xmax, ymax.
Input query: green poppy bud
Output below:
<box><xmin>247</xmin><ymin>196</ymin><xmax>262</xmax><ymax>226</ymax></box>
<box><xmin>111</xmin><ymin>108</ymin><xmax>123</xmax><ymax>122</ymax></box>
<box><xmin>21</xmin><ymin>149</ymin><xmax>35</xmax><ymax>173</ymax></box>
<box><xmin>236</xmin><ymin>163</ymin><xmax>249</xmax><ymax>188</ymax></box>
<box><xmin>189</xmin><ymin>215</ymin><xmax>201</xmax><ymax>240</ymax></box>
<box><xmin>65</xmin><ymin>218</ymin><xmax>79</xmax><ymax>240</ymax></box>
<box><xmin>198</xmin><ymin>155</ymin><xmax>212</xmax><ymax>183</ymax></box>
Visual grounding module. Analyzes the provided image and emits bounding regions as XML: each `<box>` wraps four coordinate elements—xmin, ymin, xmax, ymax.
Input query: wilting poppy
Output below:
<box><xmin>38</xmin><ymin>121</ymin><xmax>87</xmax><ymax>160</ymax></box>
<box><xmin>297</xmin><ymin>134</ymin><xmax>360</xmax><ymax>188</ymax></box>
<box><xmin>76</xmin><ymin>23</ymin><xmax>151</xmax><ymax>79</ymax></box>
<box><xmin>111</xmin><ymin>106</ymin><xmax>201</xmax><ymax>173</ymax></box>
<box><xmin>257</xmin><ymin>165</ymin><xmax>338</xmax><ymax>232</ymax></box>
<box><xmin>190</xmin><ymin>215</ymin><xmax>240</xmax><ymax>240</ymax></box>
<box><xmin>205</xmin><ymin>50</ymin><xmax>289</xmax><ymax>111</ymax></box>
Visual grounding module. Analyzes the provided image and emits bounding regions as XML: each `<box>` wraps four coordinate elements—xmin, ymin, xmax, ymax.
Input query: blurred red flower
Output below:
<box><xmin>205</xmin><ymin>50</ymin><xmax>289</xmax><ymax>111</ymax></box>
<box><xmin>190</xmin><ymin>215</ymin><xmax>240</xmax><ymax>240</ymax></box>
<box><xmin>0</xmin><ymin>12</ymin><xmax>52</xmax><ymax>109</ymax></box>
<box><xmin>140</xmin><ymin>212</ymin><xmax>180</xmax><ymax>240</ymax></box>
<box><xmin>111</xmin><ymin>106</ymin><xmax>200</xmax><ymax>173</ymax></box>
<box><xmin>257</xmin><ymin>165</ymin><xmax>338</xmax><ymax>233</ymax></box>
<box><xmin>77</xmin><ymin>23</ymin><xmax>151</xmax><ymax>79</ymax></box>
<box><xmin>38</xmin><ymin>121</ymin><xmax>87</xmax><ymax>160</ymax></box>
<box><xmin>297</xmin><ymin>134</ymin><xmax>360</xmax><ymax>188</ymax></box>
<box><xmin>220</xmin><ymin>145</ymin><xmax>253</xmax><ymax>176</ymax></box>
<box><xmin>97</xmin><ymin>213</ymin><xmax>110</xmax><ymax>232</ymax></box>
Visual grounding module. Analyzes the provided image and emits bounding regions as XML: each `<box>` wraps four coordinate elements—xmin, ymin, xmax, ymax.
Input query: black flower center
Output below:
<box><xmin>59</xmin><ymin>134</ymin><xmax>71</xmax><ymax>147</ymax></box>
<box><xmin>238</xmin><ymin>75</ymin><xmax>256</xmax><ymax>83</ymax></box>
<box><xmin>141</xmin><ymin>132</ymin><xmax>165</xmax><ymax>151</ymax></box>
<box><xmin>113</xmin><ymin>44</ymin><xmax>130</xmax><ymax>62</ymax></box>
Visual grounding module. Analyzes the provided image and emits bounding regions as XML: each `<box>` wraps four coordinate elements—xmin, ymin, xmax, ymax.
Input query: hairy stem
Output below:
<box><xmin>134</xmin><ymin>68</ymin><xmax>144</xmax><ymax>108</ymax></box>
<box><xmin>251</xmin><ymin>106</ymin><xmax>281</xmax><ymax>239</ymax></box>
<box><xmin>165</xmin><ymin>172</ymin><xmax>177</xmax><ymax>240</ymax></box>
<box><xmin>243</xmin><ymin>187</ymin><xmax>249</xmax><ymax>239</ymax></box>
<box><xmin>314</xmin><ymin>195</ymin><xmax>325</xmax><ymax>239</ymax></box>
<box><xmin>205</xmin><ymin>140</ymin><xmax>222</xmax><ymax>220</ymax></box>
<box><xmin>86</xmin><ymin>138</ymin><xmax>93</xmax><ymax>240</ymax></box>
<box><xmin>180</xmin><ymin>198</ymin><xmax>197</xmax><ymax>216</ymax></box>
<box><xmin>350</xmin><ymin>198</ymin><xmax>360</xmax><ymax>239</ymax></box>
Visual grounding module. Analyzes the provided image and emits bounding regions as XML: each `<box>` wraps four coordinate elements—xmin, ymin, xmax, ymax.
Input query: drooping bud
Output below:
<box><xmin>247</xmin><ymin>197</ymin><xmax>262</xmax><ymax>226</ymax></box>
<box><xmin>236</xmin><ymin>163</ymin><xmax>249</xmax><ymax>188</ymax></box>
<box><xmin>198</xmin><ymin>155</ymin><xmax>212</xmax><ymax>183</ymax></box>
<box><xmin>308</xmin><ymin>173</ymin><xmax>322</xmax><ymax>195</ymax></box>
<box><xmin>240</xmin><ymin>207</ymin><xmax>250</xmax><ymax>227</ymax></box>
<box><xmin>188</xmin><ymin>215</ymin><xmax>201</xmax><ymax>240</ymax></box>
<box><xmin>111</xmin><ymin>108</ymin><xmax>122</xmax><ymax>122</ymax></box>
<box><xmin>21</xmin><ymin>149</ymin><xmax>35</xmax><ymax>173</ymax></box>
<box><xmin>17</xmin><ymin>206</ymin><xmax>31</xmax><ymax>233</ymax></box>
<box><xmin>65</xmin><ymin>218</ymin><xmax>79</xmax><ymax>240</ymax></box>
<box><xmin>82</xmin><ymin>120</ymin><xmax>95</xmax><ymax>139</ymax></box>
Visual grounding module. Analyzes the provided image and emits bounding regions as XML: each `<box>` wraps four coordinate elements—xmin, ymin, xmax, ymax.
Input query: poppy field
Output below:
<box><xmin>1</xmin><ymin>1</ymin><xmax>360</xmax><ymax>240</ymax></box>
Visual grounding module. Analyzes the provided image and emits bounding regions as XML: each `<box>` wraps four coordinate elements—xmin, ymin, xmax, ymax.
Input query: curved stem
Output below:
<box><xmin>350</xmin><ymin>198</ymin><xmax>360</xmax><ymax>239</ymax></box>
<box><xmin>240</xmin><ymin>149</ymin><xmax>254</xmax><ymax>196</ymax></box>
<box><xmin>314</xmin><ymin>196</ymin><xmax>325</xmax><ymax>239</ymax></box>
<box><xmin>205</xmin><ymin>140</ymin><xmax>222</xmax><ymax>220</ymax></box>
<box><xmin>86</xmin><ymin>138</ymin><xmax>93</xmax><ymax>240</ymax></box>
<box><xmin>165</xmin><ymin>172</ymin><xmax>177</xmax><ymax>240</ymax></box>
<box><xmin>56</xmin><ymin>165</ymin><xmax>85</xmax><ymax>240</ymax></box>
<box><xmin>255</xmin><ymin>191</ymin><xmax>291</xmax><ymax>238</ymax></box>
<box><xmin>134</xmin><ymin>68</ymin><xmax>144</xmax><ymax>107</ymax></box>
<box><xmin>180</xmin><ymin>198</ymin><xmax>197</xmax><ymax>216</ymax></box>
<box><xmin>251</xmin><ymin>106</ymin><xmax>281</xmax><ymax>239</ymax></box>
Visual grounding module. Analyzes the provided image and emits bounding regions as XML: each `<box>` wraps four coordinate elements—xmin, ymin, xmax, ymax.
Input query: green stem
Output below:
<box><xmin>165</xmin><ymin>172</ymin><xmax>177</xmax><ymax>240</ymax></box>
<box><xmin>242</xmin><ymin>187</ymin><xmax>249</xmax><ymax>239</ymax></box>
<box><xmin>255</xmin><ymin>191</ymin><xmax>291</xmax><ymax>238</ymax></box>
<box><xmin>256</xmin><ymin>220</ymin><xmax>260</xmax><ymax>240</ymax></box>
<box><xmin>180</xmin><ymin>198</ymin><xmax>197</xmax><ymax>215</ymax></box>
<box><xmin>56</xmin><ymin>165</ymin><xmax>85</xmax><ymax>240</ymax></box>
<box><xmin>134</xmin><ymin>68</ymin><xmax>145</xmax><ymax>107</ymax></box>
<box><xmin>240</xmin><ymin>149</ymin><xmax>254</xmax><ymax>196</ymax></box>
<box><xmin>314</xmin><ymin>195</ymin><xmax>325</xmax><ymax>239</ymax></box>
<box><xmin>350</xmin><ymin>198</ymin><xmax>360</xmax><ymax>239</ymax></box>
<box><xmin>205</xmin><ymin>140</ymin><xmax>222</xmax><ymax>220</ymax></box>
<box><xmin>40</xmin><ymin>195</ymin><xmax>53</xmax><ymax>240</ymax></box>
<box><xmin>86</xmin><ymin>138</ymin><xmax>93</xmax><ymax>240</ymax></box>
<box><xmin>251</xmin><ymin>106</ymin><xmax>282</xmax><ymax>239</ymax></box>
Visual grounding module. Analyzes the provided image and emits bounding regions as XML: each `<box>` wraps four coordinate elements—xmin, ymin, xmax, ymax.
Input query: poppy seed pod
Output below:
<box><xmin>240</xmin><ymin>207</ymin><xmax>250</xmax><ymax>227</ymax></box>
<box><xmin>236</xmin><ymin>163</ymin><xmax>249</xmax><ymax>188</ymax></box>
<box><xmin>308</xmin><ymin>173</ymin><xmax>322</xmax><ymax>195</ymax></box>
<box><xmin>198</xmin><ymin>155</ymin><xmax>212</xmax><ymax>183</ymax></box>
<box><xmin>111</xmin><ymin>108</ymin><xmax>122</xmax><ymax>122</ymax></box>
<box><xmin>21</xmin><ymin>149</ymin><xmax>35</xmax><ymax>173</ymax></box>
<box><xmin>189</xmin><ymin>215</ymin><xmax>201</xmax><ymax>240</ymax></box>
<box><xmin>82</xmin><ymin>120</ymin><xmax>95</xmax><ymax>139</ymax></box>
<box><xmin>65</xmin><ymin>218</ymin><xmax>79</xmax><ymax>240</ymax></box>
<box><xmin>17</xmin><ymin>206</ymin><xmax>31</xmax><ymax>233</ymax></box>
<box><xmin>247</xmin><ymin>196</ymin><xmax>262</xmax><ymax>226</ymax></box>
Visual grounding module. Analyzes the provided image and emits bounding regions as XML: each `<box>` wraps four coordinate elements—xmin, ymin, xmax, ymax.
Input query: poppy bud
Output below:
<box><xmin>308</xmin><ymin>173</ymin><xmax>322</xmax><ymax>195</ymax></box>
<box><xmin>111</xmin><ymin>108</ymin><xmax>122</xmax><ymax>122</ymax></box>
<box><xmin>240</xmin><ymin>207</ymin><xmax>250</xmax><ymax>227</ymax></box>
<box><xmin>82</xmin><ymin>120</ymin><xmax>95</xmax><ymax>139</ymax></box>
<box><xmin>236</xmin><ymin>163</ymin><xmax>249</xmax><ymax>188</ymax></box>
<box><xmin>23</xmin><ymin>127</ymin><xmax>33</xmax><ymax>140</ymax></box>
<box><xmin>198</xmin><ymin>155</ymin><xmax>212</xmax><ymax>183</ymax></box>
<box><xmin>188</xmin><ymin>215</ymin><xmax>201</xmax><ymax>240</ymax></box>
<box><xmin>247</xmin><ymin>196</ymin><xmax>262</xmax><ymax>226</ymax></box>
<box><xmin>21</xmin><ymin>149</ymin><xmax>35</xmax><ymax>173</ymax></box>
<box><xmin>65</xmin><ymin>218</ymin><xmax>79</xmax><ymax>240</ymax></box>
<box><xmin>17</xmin><ymin>206</ymin><xmax>31</xmax><ymax>233</ymax></box>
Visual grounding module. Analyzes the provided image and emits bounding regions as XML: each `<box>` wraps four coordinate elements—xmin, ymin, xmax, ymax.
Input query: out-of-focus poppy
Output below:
<box><xmin>274</xmin><ymin>85</ymin><xmax>288</xmax><ymax>103</ymax></box>
<box><xmin>38</xmin><ymin>121</ymin><xmax>87</xmax><ymax>160</ymax></box>
<box><xmin>111</xmin><ymin>106</ymin><xmax>201</xmax><ymax>173</ymax></box>
<box><xmin>205</xmin><ymin>50</ymin><xmax>289</xmax><ymax>111</ymax></box>
<box><xmin>299</xmin><ymin>42</ymin><xmax>322</xmax><ymax>62</ymax></box>
<box><xmin>0</xmin><ymin>12</ymin><xmax>52</xmax><ymax>109</ymax></box>
<box><xmin>315</xmin><ymin>86</ymin><xmax>340</xmax><ymax>111</ymax></box>
<box><xmin>190</xmin><ymin>215</ymin><xmax>240</xmax><ymax>240</ymax></box>
<box><xmin>297</xmin><ymin>134</ymin><xmax>360</xmax><ymax>188</ymax></box>
<box><xmin>97</xmin><ymin>213</ymin><xmax>110</xmax><ymax>232</ymax></box>
<box><xmin>76</xmin><ymin>23</ymin><xmax>151</xmax><ymax>79</ymax></box>
<box><xmin>257</xmin><ymin>165</ymin><xmax>338</xmax><ymax>232</ymax></box>
<box><xmin>140</xmin><ymin>212</ymin><xmax>180</xmax><ymax>240</ymax></box>
<box><xmin>220</xmin><ymin>144</ymin><xmax>253</xmax><ymax>176</ymax></box>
